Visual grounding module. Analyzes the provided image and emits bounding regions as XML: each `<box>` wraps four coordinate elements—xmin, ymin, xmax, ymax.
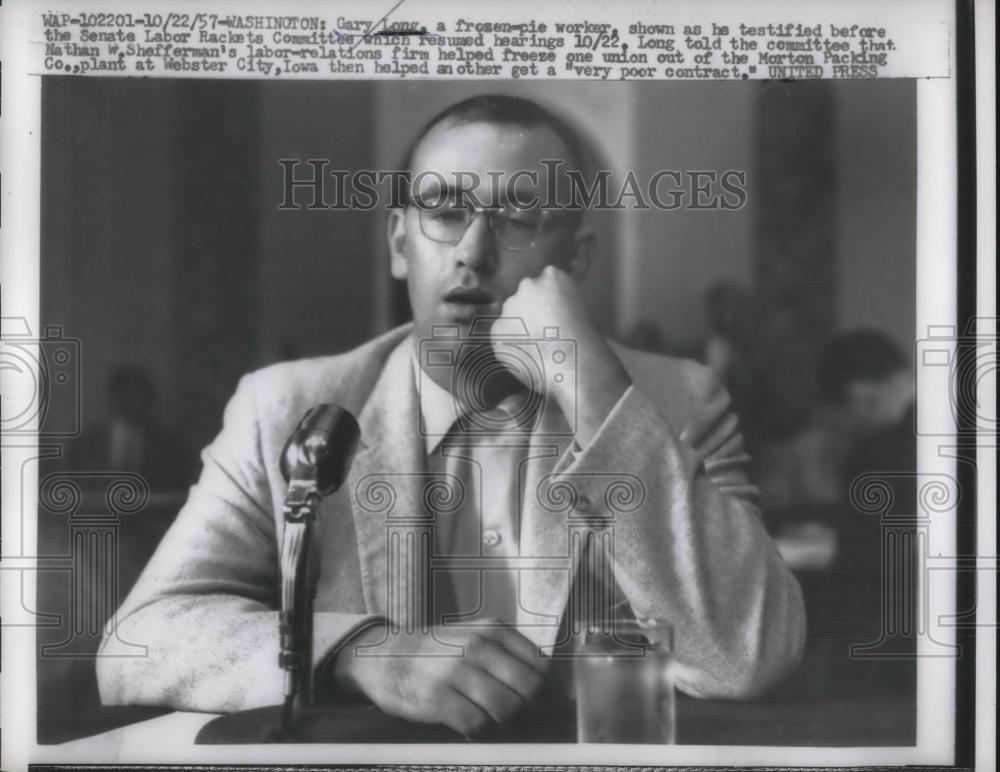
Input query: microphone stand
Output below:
<box><xmin>278</xmin><ymin>471</ymin><xmax>321</xmax><ymax>733</ymax></box>
<box><xmin>196</xmin><ymin>404</ymin><xmax>359</xmax><ymax>743</ymax></box>
<box><xmin>275</xmin><ymin>404</ymin><xmax>360</xmax><ymax>737</ymax></box>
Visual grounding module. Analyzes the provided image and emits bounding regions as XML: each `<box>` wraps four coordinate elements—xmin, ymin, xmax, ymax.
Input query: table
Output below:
<box><xmin>52</xmin><ymin>691</ymin><xmax>915</xmax><ymax>752</ymax></box>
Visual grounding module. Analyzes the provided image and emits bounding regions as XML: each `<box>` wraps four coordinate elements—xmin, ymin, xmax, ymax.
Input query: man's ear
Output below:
<box><xmin>565</xmin><ymin>228</ymin><xmax>595</xmax><ymax>280</ymax></box>
<box><xmin>387</xmin><ymin>208</ymin><xmax>408</xmax><ymax>280</ymax></box>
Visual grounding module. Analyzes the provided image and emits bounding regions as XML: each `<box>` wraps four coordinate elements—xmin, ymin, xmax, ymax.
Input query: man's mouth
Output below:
<box><xmin>443</xmin><ymin>287</ymin><xmax>495</xmax><ymax>306</ymax></box>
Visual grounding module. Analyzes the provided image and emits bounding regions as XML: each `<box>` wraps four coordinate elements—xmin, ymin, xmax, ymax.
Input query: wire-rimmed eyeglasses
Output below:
<box><xmin>412</xmin><ymin>201</ymin><xmax>570</xmax><ymax>251</ymax></box>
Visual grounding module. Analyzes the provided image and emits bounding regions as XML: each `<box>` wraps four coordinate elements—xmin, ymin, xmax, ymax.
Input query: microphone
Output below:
<box><xmin>277</xmin><ymin>405</ymin><xmax>360</xmax><ymax>730</ymax></box>
<box><xmin>280</xmin><ymin>405</ymin><xmax>361</xmax><ymax>498</ymax></box>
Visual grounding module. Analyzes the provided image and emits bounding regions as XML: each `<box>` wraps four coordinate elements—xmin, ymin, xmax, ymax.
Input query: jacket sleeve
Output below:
<box><xmin>555</xmin><ymin>368</ymin><xmax>806</xmax><ymax>699</ymax></box>
<box><xmin>96</xmin><ymin>373</ymin><xmax>380</xmax><ymax>713</ymax></box>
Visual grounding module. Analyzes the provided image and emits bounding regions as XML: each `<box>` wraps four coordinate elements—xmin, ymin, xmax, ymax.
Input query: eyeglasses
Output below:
<box><xmin>412</xmin><ymin>201</ymin><xmax>567</xmax><ymax>251</ymax></box>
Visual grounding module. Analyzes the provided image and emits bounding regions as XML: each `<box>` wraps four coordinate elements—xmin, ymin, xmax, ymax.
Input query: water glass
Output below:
<box><xmin>574</xmin><ymin>618</ymin><xmax>676</xmax><ymax>744</ymax></box>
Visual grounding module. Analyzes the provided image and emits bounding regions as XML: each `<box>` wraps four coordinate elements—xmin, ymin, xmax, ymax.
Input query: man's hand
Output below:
<box><xmin>497</xmin><ymin>265</ymin><xmax>632</xmax><ymax>445</ymax></box>
<box><xmin>497</xmin><ymin>265</ymin><xmax>594</xmax><ymax>353</ymax></box>
<box><xmin>333</xmin><ymin>620</ymin><xmax>549</xmax><ymax>736</ymax></box>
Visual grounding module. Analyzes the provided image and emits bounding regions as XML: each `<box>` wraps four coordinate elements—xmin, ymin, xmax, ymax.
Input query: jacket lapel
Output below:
<box><xmin>344</xmin><ymin>336</ymin><xmax>432</xmax><ymax>630</ymax></box>
<box><xmin>515</xmin><ymin>397</ymin><xmax>583</xmax><ymax>652</ymax></box>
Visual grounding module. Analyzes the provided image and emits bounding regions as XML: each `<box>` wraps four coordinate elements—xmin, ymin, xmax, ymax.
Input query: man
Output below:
<box><xmin>98</xmin><ymin>95</ymin><xmax>804</xmax><ymax>736</ymax></box>
<box><xmin>758</xmin><ymin>328</ymin><xmax>915</xmax><ymax>508</ymax></box>
<box><xmin>67</xmin><ymin>364</ymin><xmax>193</xmax><ymax>491</ymax></box>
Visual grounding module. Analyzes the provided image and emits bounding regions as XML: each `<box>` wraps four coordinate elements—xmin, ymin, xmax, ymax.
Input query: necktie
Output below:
<box><xmin>431</xmin><ymin>397</ymin><xmax>539</xmax><ymax>632</ymax></box>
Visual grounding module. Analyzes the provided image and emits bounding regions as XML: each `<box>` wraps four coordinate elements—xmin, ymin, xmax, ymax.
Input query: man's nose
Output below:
<box><xmin>452</xmin><ymin>212</ymin><xmax>497</xmax><ymax>273</ymax></box>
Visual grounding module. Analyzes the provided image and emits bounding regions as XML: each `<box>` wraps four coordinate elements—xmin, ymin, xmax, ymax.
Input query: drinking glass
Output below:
<box><xmin>574</xmin><ymin>618</ymin><xmax>675</xmax><ymax>744</ymax></box>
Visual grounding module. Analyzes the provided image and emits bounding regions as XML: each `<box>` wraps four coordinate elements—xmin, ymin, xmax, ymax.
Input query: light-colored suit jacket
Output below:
<box><xmin>97</xmin><ymin>325</ymin><xmax>805</xmax><ymax>713</ymax></box>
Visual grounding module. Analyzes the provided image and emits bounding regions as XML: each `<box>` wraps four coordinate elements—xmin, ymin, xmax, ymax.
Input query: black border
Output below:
<box><xmin>952</xmin><ymin>0</ymin><xmax>979</xmax><ymax>767</ymax></box>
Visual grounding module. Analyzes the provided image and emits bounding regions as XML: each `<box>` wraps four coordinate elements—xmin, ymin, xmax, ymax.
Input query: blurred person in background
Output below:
<box><xmin>759</xmin><ymin>329</ymin><xmax>917</xmax><ymax>698</ymax></box>
<box><xmin>758</xmin><ymin>329</ymin><xmax>914</xmax><ymax>509</ymax></box>
<box><xmin>68</xmin><ymin>364</ymin><xmax>194</xmax><ymax>491</ymax></box>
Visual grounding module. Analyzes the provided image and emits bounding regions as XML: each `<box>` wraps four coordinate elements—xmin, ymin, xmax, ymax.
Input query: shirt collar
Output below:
<box><xmin>414</xmin><ymin>354</ymin><xmax>462</xmax><ymax>455</ymax></box>
<box><xmin>411</xmin><ymin>352</ymin><xmax>535</xmax><ymax>455</ymax></box>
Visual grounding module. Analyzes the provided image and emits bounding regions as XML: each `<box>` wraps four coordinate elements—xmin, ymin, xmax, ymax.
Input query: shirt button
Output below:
<box><xmin>482</xmin><ymin>529</ymin><xmax>502</xmax><ymax>547</ymax></box>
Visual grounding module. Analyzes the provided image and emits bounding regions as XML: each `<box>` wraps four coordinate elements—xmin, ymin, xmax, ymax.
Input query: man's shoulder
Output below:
<box><xmin>241</xmin><ymin>325</ymin><xmax>411</xmax><ymax>416</ymax></box>
<box><xmin>613</xmin><ymin>341</ymin><xmax>719</xmax><ymax>395</ymax></box>
<box><xmin>611</xmin><ymin>341</ymin><xmax>725</xmax><ymax>418</ymax></box>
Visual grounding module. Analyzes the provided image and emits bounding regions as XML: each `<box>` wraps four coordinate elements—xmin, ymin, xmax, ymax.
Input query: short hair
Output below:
<box><xmin>396</xmin><ymin>94</ymin><xmax>591</xmax><ymax>220</ymax></box>
<box><xmin>817</xmin><ymin>329</ymin><xmax>908</xmax><ymax>404</ymax></box>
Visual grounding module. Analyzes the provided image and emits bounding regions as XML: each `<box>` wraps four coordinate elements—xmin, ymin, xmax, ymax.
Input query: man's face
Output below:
<box><xmin>389</xmin><ymin>120</ymin><xmax>583</xmax><ymax>341</ymax></box>
<box><xmin>847</xmin><ymin>370</ymin><xmax>915</xmax><ymax>431</ymax></box>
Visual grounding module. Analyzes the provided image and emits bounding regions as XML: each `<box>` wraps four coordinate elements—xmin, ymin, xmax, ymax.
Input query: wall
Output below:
<box><xmin>42</xmin><ymin>79</ymin><xmax>380</xmax><ymax>445</ymax></box>
<box><xmin>833</xmin><ymin>80</ymin><xmax>916</xmax><ymax>351</ymax></box>
<box><xmin>255</xmin><ymin>81</ymin><xmax>377</xmax><ymax>364</ymax></box>
<box><xmin>41</xmin><ymin>78</ymin><xmax>176</xmax><ymax>430</ymax></box>
<box><xmin>627</xmin><ymin>81</ymin><xmax>757</xmax><ymax>347</ymax></box>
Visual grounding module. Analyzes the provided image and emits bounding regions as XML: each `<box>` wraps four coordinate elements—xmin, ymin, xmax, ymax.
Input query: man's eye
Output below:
<box><xmin>499</xmin><ymin>211</ymin><xmax>541</xmax><ymax>229</ymax></box>
<box><xmin>426</xmin><ymin>208</ymin><xmax>467</xmax><ymax>225</ymax></box>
